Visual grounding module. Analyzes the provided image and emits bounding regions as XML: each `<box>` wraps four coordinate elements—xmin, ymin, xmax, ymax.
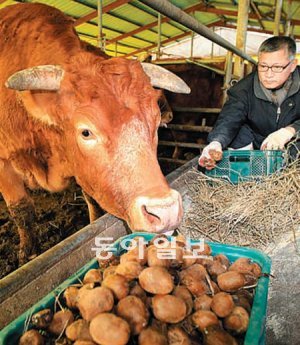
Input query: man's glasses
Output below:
<box><xmin>257</xmin><ymin>61</ymin><xmax>293</xmax><ymax>73</ymax></box>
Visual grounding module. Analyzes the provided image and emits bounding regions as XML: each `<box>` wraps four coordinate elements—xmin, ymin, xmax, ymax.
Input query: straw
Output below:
<box><xmin>178</xmin><ymin>157</ymin><xmax>300</xmax><ymax>252</ymax></box>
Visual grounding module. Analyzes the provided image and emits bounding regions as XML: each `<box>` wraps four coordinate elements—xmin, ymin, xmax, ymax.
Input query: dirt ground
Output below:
<box><xmin>0</xmin><ymin>180</ymin><xmax>92</xmax><ymax>279</ymax></box>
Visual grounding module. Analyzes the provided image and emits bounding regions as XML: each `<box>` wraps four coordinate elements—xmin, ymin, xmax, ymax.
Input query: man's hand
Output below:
<box><xmin>199</xmin><ymin>141</ymin><xmax>223</xmax><ymax>170</ymax></box>
<box><xmin>261</xmin><ymin>127</ymin><xmax>296</xmax><ymax>150</ymax></box>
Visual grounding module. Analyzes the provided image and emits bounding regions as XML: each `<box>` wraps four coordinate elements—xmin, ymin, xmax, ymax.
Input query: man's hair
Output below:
<box><xmin>258</xmin><ymin>36</ymin><xmax>296</xmax><ymax>59</ymax></box>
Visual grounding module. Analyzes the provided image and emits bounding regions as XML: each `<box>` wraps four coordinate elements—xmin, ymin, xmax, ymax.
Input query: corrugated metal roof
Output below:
<box><xmin>0</xmin><ymin>0</ymin><xmax>299</xmax><ymax>58</ymax></box>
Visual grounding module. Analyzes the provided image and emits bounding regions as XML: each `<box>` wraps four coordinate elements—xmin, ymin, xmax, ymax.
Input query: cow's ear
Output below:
<box><xmin>18</xmin><ymin>91</ymin><xmax>59</xmax><ymax>126</ymax></box>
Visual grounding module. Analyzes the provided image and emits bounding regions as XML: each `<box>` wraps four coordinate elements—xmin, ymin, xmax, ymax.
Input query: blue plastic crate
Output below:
<box><xmin>205</xmin><ymin>150</ymin><xmax>284</xmax><ymax>184</ymax></box>
<box><xmin>0</xmin><ymin>233</ymin><xmax>271</xmax><ymax>345</ymax></box>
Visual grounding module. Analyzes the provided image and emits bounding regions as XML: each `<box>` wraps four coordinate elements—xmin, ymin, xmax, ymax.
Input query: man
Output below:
<box><xmin>199</xmin><ymin>36</ymin><xmax>300</xmax><ymax>169</ymax></box>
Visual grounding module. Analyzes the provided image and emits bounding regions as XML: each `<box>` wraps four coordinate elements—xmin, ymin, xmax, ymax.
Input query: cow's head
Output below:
<box><xmin>5</xmin><ymin>55</ymin><xmax>190</xmax><ymax>233</ymax></box>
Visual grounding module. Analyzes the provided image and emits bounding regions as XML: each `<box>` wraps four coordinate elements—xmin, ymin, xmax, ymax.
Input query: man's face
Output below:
<box><xmin>258</xmin><ymin>48</ymin><xmax>298</xmax><ymax>89</ymax></box>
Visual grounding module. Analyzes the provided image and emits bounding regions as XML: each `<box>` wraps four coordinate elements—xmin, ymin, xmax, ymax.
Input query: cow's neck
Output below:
<box><xmin>9</xmin><ymin>120</ymin><xmax>72</xmax><ymax>192</ymax></box>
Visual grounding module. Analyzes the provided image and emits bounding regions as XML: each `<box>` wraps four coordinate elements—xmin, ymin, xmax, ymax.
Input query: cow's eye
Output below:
<box><xmin>81</xmin><ymin>129</ymin><xmax>93</xmax><ymax>138</ymax></box>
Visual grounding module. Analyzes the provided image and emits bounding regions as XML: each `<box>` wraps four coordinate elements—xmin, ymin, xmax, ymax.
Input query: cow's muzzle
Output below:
<box><xmin>128</xmin><ymin>189</ymin><xmax>183</xmax><ymax>233</ymax></box>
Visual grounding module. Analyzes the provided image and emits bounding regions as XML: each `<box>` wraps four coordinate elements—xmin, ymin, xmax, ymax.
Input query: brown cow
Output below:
<box><xmin>0</xmin><ymin>3</ymin><xmax>190</xmax><ymax>263</ymax></box>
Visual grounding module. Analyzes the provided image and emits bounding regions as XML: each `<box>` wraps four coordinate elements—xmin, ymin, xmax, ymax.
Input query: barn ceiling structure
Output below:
<box><xmin>1</xmin><ymin>0</ymin><xmax>300</xmax><ymax>62</ymax></box>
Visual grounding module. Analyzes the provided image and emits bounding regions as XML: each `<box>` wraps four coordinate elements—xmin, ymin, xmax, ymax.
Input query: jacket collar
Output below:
<box><xmin>254</xmin><ymin>67</ymin><xmax>300</xmax><ymax>101</ymax></box>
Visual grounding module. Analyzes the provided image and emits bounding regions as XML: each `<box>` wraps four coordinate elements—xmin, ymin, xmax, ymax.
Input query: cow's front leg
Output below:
<box><xmin>9</xmin><ymin>198</ymin><xmax>37</xmax><ymax>264</ymax></box>
<box><xmin>82</xmin><ymin>190</ymin><xmax>104</xmax><ymax>222</ymax></box>
<box><xmin>0</xmin><ymin>159</ymin><xmax>37</xmax><ymax>264</ymax></box>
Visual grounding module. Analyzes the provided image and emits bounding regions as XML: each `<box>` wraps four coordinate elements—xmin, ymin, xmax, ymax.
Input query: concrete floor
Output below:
<box><xmin>265</xmin><ymin>230</ymin><xmax>300</xmax><ymax>345</ymax></box>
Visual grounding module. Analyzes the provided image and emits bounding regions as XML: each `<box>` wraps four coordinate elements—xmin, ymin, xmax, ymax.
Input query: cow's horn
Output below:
<box><xmin>141</xmin><ymin>62</ymin><xmax>191</xmax><ymax>94</ymax></box>
<box><xmin>5</xmin><ymin>65</ymin><xmax>64</xmax><ymax>91</ymax></box>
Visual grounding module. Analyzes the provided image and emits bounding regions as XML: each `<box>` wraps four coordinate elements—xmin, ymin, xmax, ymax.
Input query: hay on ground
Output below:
<box><xmin>178</xmin><ymin>159</ymin><xmax>300</xmax><ymax>251</ymax></box>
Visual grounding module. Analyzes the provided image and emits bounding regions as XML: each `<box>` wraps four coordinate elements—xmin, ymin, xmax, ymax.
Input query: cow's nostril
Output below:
<box><xmin>129</xmin><ymin>190</ymin><xmax>182</xmax><ymax>233</ymax></box>
<box><xmin>141</xmin><ymin>205</ymin><xmax>161</xmax><ymax>226</ymax></box>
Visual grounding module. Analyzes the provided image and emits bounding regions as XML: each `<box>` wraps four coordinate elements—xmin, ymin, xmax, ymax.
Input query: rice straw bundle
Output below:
<box><xmin>178</xmin><ymin>160</ymin><xmax>300</xmax><ymax>251</ymax></box>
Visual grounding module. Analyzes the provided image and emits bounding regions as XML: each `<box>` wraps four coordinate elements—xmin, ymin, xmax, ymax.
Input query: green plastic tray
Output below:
<box><xmin>205</xmin><ymin>150</ymin><xmax>284</xmax><ymax>184</ymax></box>
<box><xmin>0</xmin><ymin>233</ymin><xmax>271</xmax><ymax>345</ymax></box>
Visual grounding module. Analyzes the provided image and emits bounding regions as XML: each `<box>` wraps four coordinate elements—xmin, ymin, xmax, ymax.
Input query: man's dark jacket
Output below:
<box><xmin>208</xmin><ymin>66</ymin><xmax>300</xmax><ymax>149</ymax></box>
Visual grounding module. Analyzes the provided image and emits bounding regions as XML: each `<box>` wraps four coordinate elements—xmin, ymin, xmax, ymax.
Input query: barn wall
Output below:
<box><xmin>165</xmin><ymin>63</ymin><xmax>224</xmax><ymax>109</ymax></box>
<box><xmin>158</xmin><ymin>63</ymin><xmax>224</xmax><ymax>174</ymax></box>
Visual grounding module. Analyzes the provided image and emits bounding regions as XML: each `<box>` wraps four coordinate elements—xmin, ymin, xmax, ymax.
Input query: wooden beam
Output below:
<box><xmin>165</xmin><ymin>124</ymin><xmax>213</xmax><ymax>133</ymax></box>
<box><xmin>220</xmin><ymin>23</ymin><xmax>300</xmax><ymax>39</ymax></box>
<box><xmin>200</xmin><ymin>7</ymin><xmax>241</xmax><ymax>17</ymax></box>
<box><xmin>172</xmin><ymin>107</ymin><xmax>221</xmax><ymax>113</ymax></box>
<box><xmin>42</xmin><ymin>0</ymin><xmax>300</xmax><ymax>34</ymax></box>
<box><xmin>234</xmin><ymin>0</ymin><xmax>250</xmax><ymax>78</ymax></box>
<box><xmin>285</xmin><ymin>0</ymin><xmax>292</xmax><ymax>36</ymax></box>
<box><xmin>124</xmin><ymin>31</ymin><xmax>190</xmax><ymax>57</ymax></box>
<box><xmin>109</xmin><ymin>17</ymin><xmax>170</xmax><ymax>45</ymax></box>
<box><xmin>186</xmin><ymin>58</ymin><xmax>225</xmax><ymax>75</ymax></box>
<box><xmin>250</xmin><ymin>0</ymin><xmax>265</xmax><ymax>30</ymax></box>
<box><xmin>158</xmin><ymin>141</ymin><xmax>205</xmax><ymax>149</ymax></box>
<box><xmin>124</xmin><ymin>20</ymin><xmax>223</xmax><ymax>58</ymax></box>
<box><xmin>198</xmin><ymin>7</ymin><xmax>300</xmax><ymax>26</ymax></box>
<box><xmin>273</xmin><ymin>0</ymin><xmax>283</xmax><ymax>35</ymax></box>
<box><xmin>72</xmin><ymin>0</ymin><xmax>300</xmax><ymax>58</ymax></box>
<box><xmin>78</xmin><ymin>32</ymin><xmax>140</xmax><ymax>50</ymax></box>
<box><xmin>106</xmin><ymin>3</ymin><xmax>207</xmax><ymax>45</ymax></box>
<box><xmin>154</xmin><ymin>56</ymin><xmax>226</xmax><ymax>64</ymax></box>
<box><xmin>139</xmin><ymin>0</ymin><xmax>255</xmax><ymax>64</ymax></box>
<box><xmin>201</xmin><ymin>7</ymin><xmax>255</xmax><ymax>19</ymax></box>
<box><xmin>75</xmin><ymin>0</ymin><xmax>130</xmax><ymax>26</ymax></box>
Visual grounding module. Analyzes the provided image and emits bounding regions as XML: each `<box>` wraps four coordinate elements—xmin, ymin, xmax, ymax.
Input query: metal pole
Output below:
<box><xmin>273</xmin><ymin>0</ymin><xmax>283</xmax><ymax>36</ymax></box>
<box><xmin>157</xmin><ymin>13</ymin><xmax>162</xmax><ymax>59</ymax></box>
<box><xmin>97</xmin><ymin>0</ymin><xmax>104</xmax><ymax>50</ymax></box>
<box><xmin>222</xmin><ymin>51</ymin><xmax>233</xmax><ymax>105</ymax></box>
<box><xmin>190</xmin><ymin>11</ymin><xmax>195</xmax><ymax>59</ymax></box>
<box><xmin>140</xmin><ymin>0</ymin><xmax>256</xmax><ymax>64</ymax></box>
<box><xmin>190</xmin><ymin>31</ymin><xmax>194</xmax><ymax>58</ymax></box>
<box><xmin>285</xmin><ymin>0</ymin><xmax>292</xmax><ymax>36</ymax></box>
<box><xmin>233</xmin><ymin>0</ymin><xmax>250</xmax><ymax>79</ymax></box>
<box><xmin>211</xmin><ymin>27</ymin><xmax>215</xmax><ymax>59</ymax></box>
